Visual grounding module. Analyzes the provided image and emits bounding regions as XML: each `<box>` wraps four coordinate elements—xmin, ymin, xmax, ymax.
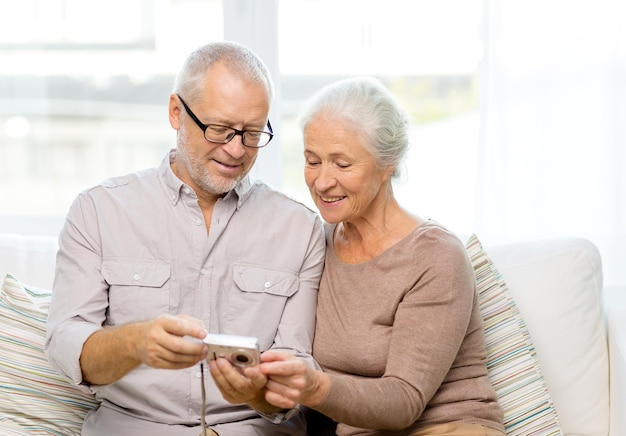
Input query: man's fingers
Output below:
<box><xmin>208</xmin><ymin>359</ymin><xmax>248</xmax><ymax>402</ymax></box>
<box><xmin>215</xmin><ymin>358</ymin><xmax>252</xmax><ymax>390</ymax></box>
<box><xmin>142</xmin><ymin>337</ymin><xmax>206</xmax><ymax>368</ymax></box>
<box><xmin>158</xmin><ymin>313</ymin><xmax>207</xmax><ymax>340</ymax></box>
<box><xmin>209</xmin><ymin>358</ymin><xmax>268</xmax><ymax>404</ymax></box>
<box><xmin>137</xmin><ymin>315</ymin><xmax>208</xmax><ymax>369</ymax></box>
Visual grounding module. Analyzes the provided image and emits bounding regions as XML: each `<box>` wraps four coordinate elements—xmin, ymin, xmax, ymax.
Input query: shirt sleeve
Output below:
<box><xmin>45</xmin><ymin>191</ymin><xmax>107</xmax><ymax>392</ymax></box>
<box><xmin>315</xmin><ymin>234</ymin><xmax>477</xmax><ymax>430</ymax></box>
<box><xmin>269</xmin><ymin>214</ymin><xmax>326</xmax><ymax>370</ymax></box>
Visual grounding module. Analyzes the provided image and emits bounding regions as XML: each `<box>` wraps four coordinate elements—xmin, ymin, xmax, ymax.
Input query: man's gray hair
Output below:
<box><xmin>298</xmin><ymin>77</ymin><xmax>410</xmax><ymax>180</ymax></box>
<box><xmin>174</xmin><ymin>41</ymin><xmax>274</xmax><ymax>103</ymax></box>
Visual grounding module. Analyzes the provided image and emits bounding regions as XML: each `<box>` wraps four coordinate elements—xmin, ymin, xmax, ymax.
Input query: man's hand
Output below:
<box><xmin>136</xmin><ymin>314</ymin><xmax>208</xmax><ymax>369</ymax></box>
<box><xmin>208</xmin><ymin>357</ymin><xmax>267</xmax><ymax>403</ymax></box>
<box><xmin>80</xmin><ymin>313</ymin><xmax>208</xmax><ymax>385</ymax></box>
<box><xmin>208</xmin><ymin>357</ymin><xmax>283</xmax><ymax>415</ymax></box>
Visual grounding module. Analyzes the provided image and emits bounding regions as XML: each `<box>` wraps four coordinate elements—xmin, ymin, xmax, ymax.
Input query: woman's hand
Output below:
<box><xmin>258</xmin><ymin>350</ymin><xmax>330</xmax><ymax>409</ymax></box>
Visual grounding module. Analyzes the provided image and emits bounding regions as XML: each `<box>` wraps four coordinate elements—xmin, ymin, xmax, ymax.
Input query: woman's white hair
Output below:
<box><xmin>298</xmin><ymin>76</ymin><xmax>410</xmax><ymax>180</ymax></box>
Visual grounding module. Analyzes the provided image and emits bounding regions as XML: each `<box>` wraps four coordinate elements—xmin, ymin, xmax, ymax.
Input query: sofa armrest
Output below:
<box><xmin>605</xmin><ymin>285</ymin><xmax>626</xmax><ymax>436</ymax></box>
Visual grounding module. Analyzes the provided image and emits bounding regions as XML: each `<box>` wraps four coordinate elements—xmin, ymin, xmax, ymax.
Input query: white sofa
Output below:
<box><xmin>0</xmin><ymin>232</ymin><xmax>625</xmax><ymax>435</ymax></box>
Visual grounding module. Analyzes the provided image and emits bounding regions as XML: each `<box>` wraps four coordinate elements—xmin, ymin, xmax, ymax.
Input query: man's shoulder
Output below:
<box><xmin>82</xmin><ymin>167</ymin><xmax>159</xmax><ymax>195</ymax></box>
<box><xmin>250</xmin><ymin>181</ymin><xmax>320</xmax><ymax>218</ymax></box>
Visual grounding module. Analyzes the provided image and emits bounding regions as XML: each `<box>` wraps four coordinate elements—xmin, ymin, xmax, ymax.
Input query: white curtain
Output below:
<box><xmin>476</xmin><ymin>0</ymin><xmax>626</xmax><ymax>286</ymax></box>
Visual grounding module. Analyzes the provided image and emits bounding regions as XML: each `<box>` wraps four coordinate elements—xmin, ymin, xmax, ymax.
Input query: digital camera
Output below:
<box><xmin>203</xmin><ymin>333</ymin><xmax>260</xmax><ymax>368</ymax></box>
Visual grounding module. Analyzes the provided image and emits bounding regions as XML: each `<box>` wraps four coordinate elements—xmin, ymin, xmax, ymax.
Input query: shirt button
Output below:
<box><xmin>200</xmin><ymin>268</ymin><xmax>207</xmax><ymax>275</ymax></box>
<box><xmin>195</xmin><ymin>218</ymin><xmax>202</xmax><ymax>226</ymax></box>
<box><xmin>195</xmin><ymin>371</ymin><xmax>202</xmax><ymax>378</ymax></box>
<box><xmin>264</xmin><ymin>281</ymin><xmax>271</xmax><ymax>288</ymax></box>
<box><xmin>183</xmin><ymin>186</ymin><xmax>191</xmax><ymax>195</ymax></box>
<box><xmin>132</xmin><ymin>273</ymin><xmax>141</xmax><ymax>281</ymax></box>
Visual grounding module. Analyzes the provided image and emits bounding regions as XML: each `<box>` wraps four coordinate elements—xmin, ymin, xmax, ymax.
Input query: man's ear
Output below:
<box><xmin>168</xmin><ymin>94</ymin><xmax>182</xmax><ymax>130</ymax></box>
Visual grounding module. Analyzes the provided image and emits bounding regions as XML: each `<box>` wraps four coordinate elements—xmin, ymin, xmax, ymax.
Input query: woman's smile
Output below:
<box><xmin>319</xmin><ymin>195</ymin><xmax>346</xmax><ymax>204</ymax></box>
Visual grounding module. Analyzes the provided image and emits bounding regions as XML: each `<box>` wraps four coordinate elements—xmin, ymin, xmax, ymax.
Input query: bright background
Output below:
<box><xmin>1</xmin><ymin>0</ymin><xmax>624</xmax><ymax>287</ymax></box>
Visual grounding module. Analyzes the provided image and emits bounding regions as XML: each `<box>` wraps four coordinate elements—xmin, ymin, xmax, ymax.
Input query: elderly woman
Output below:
<box><xmin>258</xmin><ymin>77</ymin><xmax>505</xmax><ymax>436</ymax></box>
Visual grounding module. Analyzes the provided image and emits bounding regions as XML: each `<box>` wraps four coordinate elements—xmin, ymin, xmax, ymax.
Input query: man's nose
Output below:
<box><xmin>222</xmin><ymin>134</ymin><xmax>247</xmax><ymax>159</ymax></box>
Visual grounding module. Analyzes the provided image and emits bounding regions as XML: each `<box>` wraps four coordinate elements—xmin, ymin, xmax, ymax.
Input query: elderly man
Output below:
<box><xmin>45</xmin><ymin>41</ymin><xmax>325</xmax><ymax>436</ymax></box>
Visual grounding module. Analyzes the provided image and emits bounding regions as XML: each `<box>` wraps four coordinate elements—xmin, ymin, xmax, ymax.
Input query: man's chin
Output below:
<box><xmin>197</xmin><ymin>176</ymin><xmax>239</xmax><ymax>196</ymax></box>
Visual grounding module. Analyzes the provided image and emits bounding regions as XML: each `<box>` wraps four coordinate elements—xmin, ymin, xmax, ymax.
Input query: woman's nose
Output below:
<box><xmin>314</xmin><ymin>165</ymin><xmax>336</xmax><ymax>191</ymax></box>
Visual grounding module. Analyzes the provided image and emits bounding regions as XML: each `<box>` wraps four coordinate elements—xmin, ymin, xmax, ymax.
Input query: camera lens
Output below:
<box><xmin>234</xmin><ymin>353</ymin><xmax>251</xmax><ymax>364</ymax></box>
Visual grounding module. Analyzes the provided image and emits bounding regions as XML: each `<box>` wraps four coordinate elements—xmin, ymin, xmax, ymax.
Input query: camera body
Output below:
<box><xmin>203</xmin><ymin>333</ymin><xmax>260</xmax><ymax>368</ymax></box>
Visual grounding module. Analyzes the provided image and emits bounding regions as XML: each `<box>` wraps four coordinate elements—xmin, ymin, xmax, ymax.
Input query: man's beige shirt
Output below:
<box><xmin>45</xmin><ymin>150</ymin><xmax>325</xmax><ymax>435</ymax></box>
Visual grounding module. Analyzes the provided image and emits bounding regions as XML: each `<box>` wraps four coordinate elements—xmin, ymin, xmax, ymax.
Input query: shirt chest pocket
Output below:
<box><xmin>102</xmin><ymin>257</ymin><xmax>172</xmax><ymax>326</ymax></box>
<box><xmin>227</xmin><ymin>264</ymin><xmax>299</xmax><ymax>348</ymax></box>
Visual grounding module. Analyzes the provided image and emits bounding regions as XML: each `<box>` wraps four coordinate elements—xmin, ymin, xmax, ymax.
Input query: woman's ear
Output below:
<box><xmin>168</xmin><ymin>94</ymin><xmax>182</xmax><ymax>130</ymax></box>
<box><xmin>381</xmin><ymin>165</ymin><xmax>395</xmax><ymax>183</ymax></box>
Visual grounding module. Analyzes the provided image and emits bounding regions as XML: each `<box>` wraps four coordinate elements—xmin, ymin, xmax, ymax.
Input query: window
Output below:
<box><xmin>2</xmin><ymin>0</ymin><xmax>483</xmax><ymax>236</ymax></box>
<box><xmin>278</xmin><ymin>0</ymin><xmax>483</xmax><ymax>233</ymax></box>
<box><xmin>0</xmin><ymin>0</ymin><xmax>223</xmax><ymax>233</ymax></box>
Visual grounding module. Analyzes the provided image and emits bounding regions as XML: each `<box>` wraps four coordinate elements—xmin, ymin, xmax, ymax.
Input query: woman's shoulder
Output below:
<box><xmin>410</xmin><ymin>220</ymin><xmax>468</xmax><ymax>257</ymax></box>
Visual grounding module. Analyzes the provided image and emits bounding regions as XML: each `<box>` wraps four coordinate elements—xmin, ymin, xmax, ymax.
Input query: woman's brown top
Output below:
<box><xmin>313</xmin><ymin>221</ymin><xmax>504</xmax><ymax>435</ymax></box>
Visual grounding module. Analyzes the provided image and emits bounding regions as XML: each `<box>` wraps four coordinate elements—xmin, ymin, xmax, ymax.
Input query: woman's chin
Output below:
<box><xmin>316</xmin><ymin>204</ymin><xmax>344</xmax><ymax>223</ymax></box>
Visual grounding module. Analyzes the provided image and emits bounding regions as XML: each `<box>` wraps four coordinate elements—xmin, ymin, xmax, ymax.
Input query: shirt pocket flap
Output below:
<box><xmin>233</xmin><ymin>264</ymin><xmax>298</xmax><ymax>297</ymax></box>
<box><xmin>102</xmin><ymin>258</ymin><xmax>171</xmax><ymax>287</ymax></box>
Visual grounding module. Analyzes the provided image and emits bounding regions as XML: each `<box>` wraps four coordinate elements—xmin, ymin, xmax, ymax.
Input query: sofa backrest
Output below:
<box><xmin>486</xmin><ymin>238</ymin><xmax>608</xmax><ymax>434</ymax></box>
<box><xmin>0</xmin><ymin>233</ymin><xmax>611</xmax><ymax>433</ymax></box>
<box><xmin>0</xmin><ymin>234</ymin><xmax>59</xmax><ymax>289</ymax></box>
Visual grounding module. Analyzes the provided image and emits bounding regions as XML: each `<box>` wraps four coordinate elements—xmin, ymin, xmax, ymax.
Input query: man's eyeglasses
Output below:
<box><xmin>177</xmin><ymin>95</ymin><xmax>273</xmax><ymax>148</ymax></box>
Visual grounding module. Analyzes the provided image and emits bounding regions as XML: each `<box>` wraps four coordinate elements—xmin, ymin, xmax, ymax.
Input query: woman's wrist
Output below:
<box><xmin>303</xmin><ymin>369</ymin><xmax>331</xmax><ymax>407</ymax></box>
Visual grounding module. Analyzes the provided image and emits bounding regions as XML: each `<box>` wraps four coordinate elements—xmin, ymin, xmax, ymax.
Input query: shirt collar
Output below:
<box><xmin>159</xmin><ymin>149</ymin><xmax>255</xmax><ymax>208</ymax></box>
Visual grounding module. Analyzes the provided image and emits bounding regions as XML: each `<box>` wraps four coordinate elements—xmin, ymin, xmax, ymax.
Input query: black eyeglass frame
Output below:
<box><xmin>177</xmin><ymin>94</ymin><xmax>274</xmax><ymax>148</ymax></box>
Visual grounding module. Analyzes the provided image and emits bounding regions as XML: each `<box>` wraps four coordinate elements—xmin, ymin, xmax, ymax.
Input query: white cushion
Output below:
<box><xmin>485</xmin><ymin>238</ymin><xmax>608</xmax><ymax>435</ymax></box>
<box><xmin>0</xmin><ymin>274</ymin><xmax>97</xmax><ymax>435</ymax></box>
<box><xmin>0</xmin><ymin>234</ymin><xmax>58</xmax><ymax>290</ymax></box>
<box><xmin>606</xmin><ymin>286</ymin><xmax>626</xmax><ymax>435</ymax></box>
<box><xmin>466</xmin><ymin>235</ymin><xmax>561</xmax><ymax>435</ymax></box>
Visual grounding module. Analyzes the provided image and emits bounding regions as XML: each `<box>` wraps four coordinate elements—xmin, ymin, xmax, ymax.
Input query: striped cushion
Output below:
<box><xmin>0</xmin><ymin>422</ymin><xmax>32</xmax><ymax>435</ymax></box>
<box><xmin>466</xmin><ymin>235</ymin><xmax>562</xmax><ymax>436</ymax></box>
<box><xmin>0</xmin><ymin>274</ymin><xmax>98</xmax><ymax>435</ymax></box>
